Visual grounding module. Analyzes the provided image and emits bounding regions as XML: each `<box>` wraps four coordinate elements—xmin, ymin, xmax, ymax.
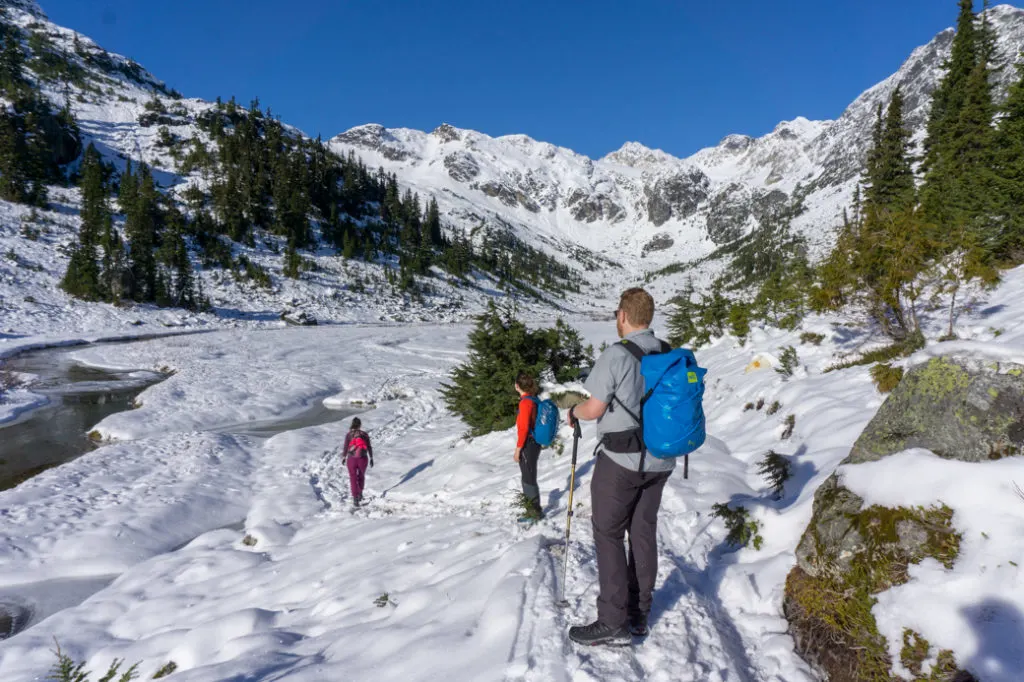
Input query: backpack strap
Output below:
<box><xmin>525</xmin><ymin>395</ymin><xmax>539</xmax><ymax>440</ymax></box>
<box><xmin>608</xmin><ymin>338</ymin><xmax>672</xmax><ymax>475</ymax></box>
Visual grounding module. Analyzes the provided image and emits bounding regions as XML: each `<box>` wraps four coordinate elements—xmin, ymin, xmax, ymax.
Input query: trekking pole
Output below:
<box><xmin>557</xmin><ymin>418</ymin><xmax>583</xmax><ymax>607</ymax></box>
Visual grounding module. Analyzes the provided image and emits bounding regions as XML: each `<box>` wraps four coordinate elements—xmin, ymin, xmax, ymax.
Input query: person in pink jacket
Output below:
<box><xmin>342</xmin><ymin>417</ymin><xmax>374</xmax><ymax>507</ymax></box>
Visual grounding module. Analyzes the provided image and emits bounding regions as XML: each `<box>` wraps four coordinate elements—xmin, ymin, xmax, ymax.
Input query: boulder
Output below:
<box><xmin>785</xmin><ymin>355</ymin><xmax>1022</xmax><ymax>681</ymax></box>
<box><xmin>281</xmin><ymin>310</ymin><xmax>318</xmax><ymax>326</ymax></box>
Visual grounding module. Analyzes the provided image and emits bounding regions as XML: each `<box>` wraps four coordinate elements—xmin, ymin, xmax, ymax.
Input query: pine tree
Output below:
<box><xmin>159</xmin><ymin>206</ymin><xmax>200</xmax><ymax>309</ymax></box>
<box><xmin>123</xmin><ymin>164</ymin><xmax>161</xmax><ymax>301</ymax></box>
<box><xmin>920</xmin><ymin>0</ymin><xmax>993</xmax><ymax>229</ymax></box>
<box><xmin>864</xmin><ymin>86</ymin><xmax>915</xmax><ymax>212</ymax></box>
<box><xmin>0</xmin><ymin>111</ymin><xmax>28</xmax><ymax>202</ymax></box>
<box><xmin>425</xmin><ymin>197</ymin><xmax>443</xmax><ymax>247</ymax></box>
<box><xmin>992</xmin><ymin>58</ymin><xmax>1024</xmax><ymax>256</ymax></box>
<box><xmin>61</xmin><ymin>144</ymin><xmax>107</xmax><ymax>300</ymax></box>
<box><xmin>0</xmin><ymin>22</ymin><xmax>27</xmax><ymax>96</ymax></box>
<box><xmin>819</xmin><ymin>83</ymin><xmax>932</xmax><ymax>342</ymax></box>
<box><xmin>441</xmin><ymin>303</ymin><xmax>574</xmax><ymax>436</ymax></box>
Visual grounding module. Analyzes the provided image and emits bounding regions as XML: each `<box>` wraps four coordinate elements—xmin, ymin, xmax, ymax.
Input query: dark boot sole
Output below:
<box><xmin>569</xmin><ymin>635</ymin><xmax>632</xmax><ymax>647</ymax></box>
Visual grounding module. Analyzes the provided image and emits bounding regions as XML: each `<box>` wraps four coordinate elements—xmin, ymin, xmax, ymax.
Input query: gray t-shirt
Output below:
<box><xmin>583</xmin><ymin>329</ymin><xmax>675</xmax><ymax>473</ymax></box>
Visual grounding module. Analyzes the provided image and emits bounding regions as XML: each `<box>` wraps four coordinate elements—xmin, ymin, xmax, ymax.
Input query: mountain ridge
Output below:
<box><xmin>330</xmin><ymin>3</ymin><xmax>1024</xmax><ymax>298</ymax></box>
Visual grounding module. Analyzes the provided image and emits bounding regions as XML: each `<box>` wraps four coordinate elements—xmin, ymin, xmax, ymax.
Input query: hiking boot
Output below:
<box><xmin>353</xmin><ymin>496</ymin><xmax>361</xmax><ymax>508</ymax></box>
<box><xmin>628</xmin><ymin>613</ymin><xmax>649</xmax><ymax>637</ymax></box>
<box><xmin>568</xmin><ymin>620</ymin><xmax>631</xmax><ymax>646</ymax></box>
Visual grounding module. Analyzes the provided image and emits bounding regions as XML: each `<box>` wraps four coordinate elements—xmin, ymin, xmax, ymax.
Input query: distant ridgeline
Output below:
<box><xmin>0</xmin><ymin>5</ymin><xmax>582</xmax><ymax>315</ymax></box>
<box><xmin>670</xmin><ymin>1</ymin><xmax>1024</xmax><ymax>353</ymax></box>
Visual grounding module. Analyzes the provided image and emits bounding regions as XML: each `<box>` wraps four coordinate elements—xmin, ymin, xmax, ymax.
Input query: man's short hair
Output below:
<box><xmin>618</xmin><ymin>288</ymin><xmax>655</xmax><ymax>327</ymax></box>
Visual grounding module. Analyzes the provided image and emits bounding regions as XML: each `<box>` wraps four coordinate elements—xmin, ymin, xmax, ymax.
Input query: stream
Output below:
<box><xmin>0</xmin><ymin>341</ymin><xmax>361</xmax><ymax>642</ymax></box>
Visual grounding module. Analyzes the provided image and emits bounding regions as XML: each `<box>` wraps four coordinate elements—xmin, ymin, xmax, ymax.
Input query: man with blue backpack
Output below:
<box><xmin>566</xmin><ymin>287</ymin><xmax>706</xmax><ymax>646</ymax></box>
<box><xmin>513</xmin><ymin>372</ymin><xmax>559</xmax><ymax>525</ymax></box>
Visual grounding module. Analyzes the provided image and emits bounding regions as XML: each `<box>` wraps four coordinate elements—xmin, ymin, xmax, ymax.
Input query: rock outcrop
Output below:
<box><xmin>785</xmin><ymin>356</ymin><xmax>1024</xmax><ymax>681</ymax></box>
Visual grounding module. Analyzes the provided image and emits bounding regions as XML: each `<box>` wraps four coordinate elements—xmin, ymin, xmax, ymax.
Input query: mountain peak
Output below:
<box><xmin>1</xmin><ymin>0</ymin><xmax>46</xmax><ymax>19</ymax></box>
<box><xmin>602</xmin><ymin>141</ymin><xmax>677</xmax><ymax>168</ymax></box>
<box><xmin>431</xmin><ymin>123</ymin><xmax>464</xmax><ymax>143</ymax></box>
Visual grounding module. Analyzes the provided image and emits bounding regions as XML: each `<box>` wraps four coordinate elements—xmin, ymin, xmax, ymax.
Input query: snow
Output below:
<box><xmin>1</xmin><ymin>264</ymin><xmax>1024</xmax><ymax>680</ymax></box>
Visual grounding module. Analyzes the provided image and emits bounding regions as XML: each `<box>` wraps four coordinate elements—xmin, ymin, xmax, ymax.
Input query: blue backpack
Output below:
<box><xmin>527</xmin><ymin>396</ymin><xmax>560</xmax><ymax>447</ymax></box>
<box><xmin>618</xmin><ymin>340</ymin><xmax>707</xmax><ymax>477</ymax></box>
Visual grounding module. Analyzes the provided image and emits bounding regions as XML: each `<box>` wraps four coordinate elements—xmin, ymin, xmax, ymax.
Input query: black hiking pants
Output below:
<box><xmin>519</xmin><ymin>438</ymin><xmax>543</xmax><ymax>517</ymax></box>
<box><xmin>591</xmin><ymin>451</ymin><xmax>671</xmax><ymax>628</ymax></box>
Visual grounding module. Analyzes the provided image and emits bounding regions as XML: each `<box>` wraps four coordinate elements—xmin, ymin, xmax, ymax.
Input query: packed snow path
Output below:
<box><xmin>4</xmin><ymin>284</ymin><xmax>1024</xmax><ymax>681</ymax></box>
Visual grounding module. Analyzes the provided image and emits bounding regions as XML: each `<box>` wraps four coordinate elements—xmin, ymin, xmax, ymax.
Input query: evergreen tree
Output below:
<box><xmin>0</xmin><ymin>111</ymin><xmax>28</xmax><ymax>202</ymax></box>
<box><xmin>992</xmin><ymin>57</ymin><xmax>1024</xmax><ymax>256</ymax></box>
<box><xmin>123</xmin><ymin>163</ymin><xmax>161</xmax><ymax>301</ymax></box>
<box><xmin>425</xmin><ymin>197</ymin><xmax>444</xmax><ymax>247</ymax></box>
<box><xmin>441</xmin><ymin>305</ymin><xmax>589</xmax><ymax>436</ymax></box>
<box><xmin>159</xmin><ymin>206</ymin><xmax>201</xmax><ymax>309</ymax></box>
<box><xmin>727</xmin><ymin>301</ymin><xmax>752</xmax><ymax>343</ymax></box>
<box><xmin>61</xmin><ymin>144</ymin><xmax>107</xmax><ymax>300</ymax></box>
<box><xmin>920</xmin><ymin>0</ymin><xmax>994</xmax><ymax>229</ymax></box>
<box><xmin>0</xmin><ymin>22</ymin><xmax>27</xmax><ymax>96</ymax></box>
<box><xmin>818</xmin><ymin>81</ymin><xmax>932</xmax><ymax>342</ymax></box>
<box><xmin>864</xmin><ymin>86</ymin><xmax>916</xmax><ymax>212</ymax></box>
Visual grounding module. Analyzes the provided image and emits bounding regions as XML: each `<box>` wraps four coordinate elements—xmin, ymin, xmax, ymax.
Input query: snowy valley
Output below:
<box><xmin>2</xmin><ymin>1</ymin><xmax>1024</xmax><ymax>681</ymax></box>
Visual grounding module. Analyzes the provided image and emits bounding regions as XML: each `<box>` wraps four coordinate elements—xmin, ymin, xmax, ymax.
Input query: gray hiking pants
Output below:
<box><xmin>591</xmin><ymin>451</ymin><xmax>671</xmax><ymax>628</ymax></box>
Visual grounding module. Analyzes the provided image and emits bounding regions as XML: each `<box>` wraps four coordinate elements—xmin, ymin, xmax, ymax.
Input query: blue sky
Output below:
<box><xmin>40</xmin><ymin>0</ymin><xmax>994</xmax><ymax>159</ymax></box>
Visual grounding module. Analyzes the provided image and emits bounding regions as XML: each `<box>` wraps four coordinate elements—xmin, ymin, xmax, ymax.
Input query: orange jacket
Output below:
<box><xmin>516</xmin><ymin>396</ymin><xmax>537</xmax><ymax>448</ymax></box>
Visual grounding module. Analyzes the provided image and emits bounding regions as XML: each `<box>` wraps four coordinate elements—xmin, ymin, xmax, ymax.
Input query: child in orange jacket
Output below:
<box><xmin>514</xmin><ymin>372</ymin><xmax>544</xmax><ymax>522</ymax></box>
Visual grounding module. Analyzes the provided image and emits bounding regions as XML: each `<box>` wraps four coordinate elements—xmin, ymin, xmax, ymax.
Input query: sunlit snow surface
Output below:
<box><xmin>0</xmin><ymin>268</ymin><xmax>1021</xmax><ymax>680</ymax></box>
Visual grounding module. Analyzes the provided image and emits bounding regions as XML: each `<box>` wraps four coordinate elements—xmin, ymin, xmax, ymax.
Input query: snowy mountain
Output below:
<box><xmin>5</xmin><ymin>2</ymin><xmax>1024</xmax><ymax>336</ymax></box>
<box><xmin>331</xmin><ymin>4</ymin><xmax>1024</xmax><ymax>295</ymax></box>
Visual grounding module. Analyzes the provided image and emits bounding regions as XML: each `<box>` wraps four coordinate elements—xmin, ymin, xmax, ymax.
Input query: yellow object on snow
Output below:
<box><xmin>744</xmin><ymin>352</ymin><xmax>779</xmax><ymax>374</ymax></box>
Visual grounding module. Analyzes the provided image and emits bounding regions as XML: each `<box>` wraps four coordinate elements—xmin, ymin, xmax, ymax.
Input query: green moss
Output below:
<box><xmin>988</xmin><ymin>387</ymin><xmax>1000</xmax><ymax>399</ymax></box>
<box><xmin>786</xmin><ymin>503</ymin><xmax>962</xmax><ymax>681</ymax></box>
<box><xmin>1008</xmin><ymin>367</ymin><xmax>1023</xmax><ymax>377</ymax></box>
<box><xmin>901</xmin><ymin>629</ymin><xmax>930</xmax><ymax>677</ymax></box>
<box><xmin>870</xmin><ymin>363</ymin><xmax>905</xmax><ymax>393</ymax></box>
<box><xmin>899</xmin><ymin>630</ymin><xmax>962</xmax><ymax>680</ymax></box>
<box><xmin>850</xmin><ymin>504</ymin><xmax>961</xmax><ymax>572</ymax></box>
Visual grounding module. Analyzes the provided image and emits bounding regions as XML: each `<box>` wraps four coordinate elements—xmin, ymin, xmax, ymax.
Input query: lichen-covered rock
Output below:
<box><xmin>849</xmin><ymin>356</ymin><xmax>1024</xmax><ymax>464</ymax></box>
<box><xmin>785</xmin><ymin>355</ymin><xmax>1019</xmax><ymax>681</ymax></box>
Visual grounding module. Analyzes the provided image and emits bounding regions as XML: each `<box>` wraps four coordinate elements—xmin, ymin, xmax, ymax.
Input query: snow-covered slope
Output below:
<box><xmin>331</xmin><ymin>5</ymin><xmax>1024</xmax><ymax>293</ymax></box>
<box><xmin>0</xmin><ymin>1</ymin><xmax>571</xmax><ymax>341</ymax></box>
<box><xmin>1</xmin><ymin>264</ymin><xmax>1022</xmax><ymax>681</ymax></box>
